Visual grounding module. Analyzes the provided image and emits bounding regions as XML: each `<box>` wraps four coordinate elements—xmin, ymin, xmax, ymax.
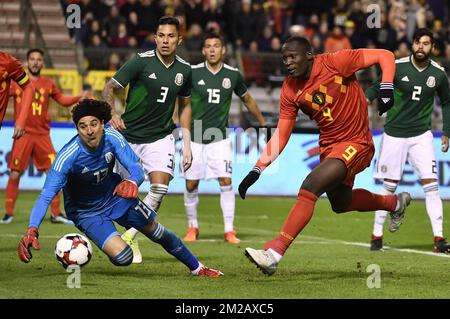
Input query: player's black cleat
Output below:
<box><xmin>433</xmin><ymin>238</ymin><xmax>450</xmax><ymax>253</ymax></box>
<box><xmin>0</xmin><ymin>214</ymin><xmax>13</xmax><ymax>224</ymax></box>
<box><xmin>370</xmin><ymin>236</ymin><xmax>383</xmax><ymax>251</ymax></box>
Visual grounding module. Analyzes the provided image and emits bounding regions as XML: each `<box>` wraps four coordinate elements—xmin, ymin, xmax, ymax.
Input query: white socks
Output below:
<box><xmin>143</xmin><ymin>183</ymin><xmax>168</xmax><ymax>212</ymax></box>
<box><xmin>184</xmin><ymin>189</ymin><xmax>199</xmax><ymax>228</ymax></box>
<box><xmin>423</xmin><ymin>182</ymin><xmax>443</xmax><ymax>238</ymax></box>
<box><xmin>220</xmin><ymin>185</ymin><xmax>235</xmax><ymax>233</ymax></box>
<box><xmin>373</xmin><ymin>181</ymin><xmax>397</xmax><ymax>237</ymax></box>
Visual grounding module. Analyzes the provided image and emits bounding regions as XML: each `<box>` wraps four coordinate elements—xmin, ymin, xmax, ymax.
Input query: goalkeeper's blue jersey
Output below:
<box><xmin>29</xmin><ymin>128</ymin><xmax>144</xmax><ymax>228</ymax></box>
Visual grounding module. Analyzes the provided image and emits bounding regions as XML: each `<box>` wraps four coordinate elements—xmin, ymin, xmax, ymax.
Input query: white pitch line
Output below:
<box><xmin>1</xmin><ymin>232</ymin><xmax>449</xmax><ymax>258</ymax></box>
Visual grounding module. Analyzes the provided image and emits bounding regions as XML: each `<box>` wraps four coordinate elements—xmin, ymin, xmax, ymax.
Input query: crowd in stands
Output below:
<box><xmin>60</xmin><ymin>0</ymin><xmax>450</xmax><ymax>78</ymax></box>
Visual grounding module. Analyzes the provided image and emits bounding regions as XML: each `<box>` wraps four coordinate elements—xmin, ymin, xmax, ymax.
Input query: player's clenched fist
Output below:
<box><xmin>238</xmin><ymin>167</ymin><xmax>261</xmax><ymax>199</ymax></box>
<box><xmin>377</xmin><ymin>82</ymin><xmax>394</xmax><ymax>115</ymax></box>
<box><xmin>113</xmin><ymin>179</ymin><xmax>139</xmax><ymax>199</ymax></box>
<box><xmin>18</xmin><ymin>227</ymin><xmax>40</xmax><ymax>263</ymax></box>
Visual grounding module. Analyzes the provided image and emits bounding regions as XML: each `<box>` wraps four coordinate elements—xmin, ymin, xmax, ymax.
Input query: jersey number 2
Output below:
<box><xmin>412</xmin><ymin>86</ymin><xmax>422</xmax><ymax>101</ymax></box>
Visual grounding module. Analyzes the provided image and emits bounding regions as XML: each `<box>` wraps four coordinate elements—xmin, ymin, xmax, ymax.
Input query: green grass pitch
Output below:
<box><xmin>1</xmin><ymin>191</ymin><xmax>449</xmax><ymax>299</ymax></box>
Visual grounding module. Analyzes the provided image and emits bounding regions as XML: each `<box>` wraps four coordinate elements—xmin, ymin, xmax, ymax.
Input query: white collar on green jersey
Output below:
<box><xmin>155</xmin><ymin>50</ymin><xmax>175</xmax><ymax>69</ymax></box>
<box><xmin>205</xmin><ymin>61</ymin><xmax>223</xmax><ymax>75</ymax></box>
<box><xmin>410</xmin><ymin>55</ymin><xmax>430</xmax><ymax>72</ymax></box>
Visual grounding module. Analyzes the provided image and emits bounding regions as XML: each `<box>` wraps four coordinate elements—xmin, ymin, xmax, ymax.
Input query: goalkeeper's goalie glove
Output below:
<box><xmin>18</xmin><ymin>227</ymin><xmax>40</xmax><ymax>263</ymax></box>
<box><xmin>113</xmin><ymin>179</ymin><xmax>139</xmax><ymax>199</ymax></box>
<box><xmin>238</xmin><ymin>167</ymin><xmax>261</xmax><ymax>199</ymax></box>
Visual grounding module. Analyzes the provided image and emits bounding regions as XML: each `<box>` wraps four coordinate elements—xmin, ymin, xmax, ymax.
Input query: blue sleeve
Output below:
<box><xmin>106</xmin><ymin>128</ymin><xmax>145</xmax><ymax>186</ymax></box>
<box><xmin>29</xmin><ymin>163</ymin><xmax>69</xmax><ymax>228</ymax></box>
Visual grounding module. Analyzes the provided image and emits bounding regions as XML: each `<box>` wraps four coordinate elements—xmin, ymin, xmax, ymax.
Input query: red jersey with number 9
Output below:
<box><xmin>279</xmin><ymin>50</ymin><xmax>372</xmax><ymax>148</ymax></box>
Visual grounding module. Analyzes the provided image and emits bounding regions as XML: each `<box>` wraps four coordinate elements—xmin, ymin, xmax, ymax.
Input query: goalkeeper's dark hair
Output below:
<box><xmin>72</xmin><ymin>99</ymin><xmax>112</xmax><ymax>126</ymax></box>
<box><xmin>283</xmin><ymin>36</ymin><xmax>312</xmax><ymax>54</ymax></box>
<box><xmin>157</xmin><ymin>16</ymin><xmax>180</xmax><ymax>32</ymax></box>
<box><xmin>412</xmin><ymin>28</ymin><xmax>434</xmax><ymax>45</ymax></box>
<box><xmin>26</xmin><ymin>48</ymin><xmax>44</xmax><ymax>60</ymax></box>
<box><xmin>203</xmin><ymin>31</ymin><xmax>225</xmax><ymax>46</ymax></box>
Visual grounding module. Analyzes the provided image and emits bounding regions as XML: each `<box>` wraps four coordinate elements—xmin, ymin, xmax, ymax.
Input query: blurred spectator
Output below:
<box><xmin>120</xmin><ymin>0</ymin><xmax>141</xmax><ymax>18</ymax></box>
<box><xmin>138</xmin><ymin>0</ymin><xmax>164</xmax><ymax>37</ymax></box>
<box><xmin>140</xmin><ymin>32</ymin><xmax>156</xmax><ymax>50</ymax></box>
<box><xmin>107</xmin><ymin>52</ymin><xmax>122</xmax><ymax>71</ymax></box>
<box><xmin>324</xmin><ymin>25</ymin><xmax>352</xmax><ymax>53</ymax></box>
<box><xmin>394</xmin><ymin>41</ymin><xmax>411</xmax><ymax>58</ymax></box>
<box><xmin>406</xmin><ymin>0</ymin><xmax>426</xmax><ymax>42</ymax></box>
<box><xmin>232</xmin><ymin>0</ymin><xmax>262</xmax><ymax>50</ymax></box>
<box><xmin>270</xmin><ymin>36</ymin><xmax>282</xmax><ymax>53</ymax></box>
<box><xmin>443</xmin><ymin>43</ymin><xmax>450</xmax><ymax>71</ymax></box>
<box><xmin>288</xmin><ymin>24</ymin><xmax>307</xmax><ymax>38</ymax></box>
<box><xmin>103</xmin><ymin>5</ymin><xmax>124</xmax><ymax>43</ymax></box>
<box><xmin>83</xmin><ymin>19</ymin><xmax>107</xmax><ymax>46</ymax></box>
<box><xmin>89</xmin><ymin>34</ymin><xmax>107</xmax><ymax>48</ymax></box>
<box><xmin>344</xmin><ymin>20</ymin><xmax>366</xmax><ymax>49</ymax></box>
<box><xmin>184</xmin><ymin>23</ymin><xmax>203</xmax><ymax>52</ymax></box>
<box><xmin>311</xmin><ymin>34</ymin><xmax>324</xmax><ymax>54</ymax></box>
<box><xmin>111</xmin><ymin>23</ymin><xmax>129</xmax><ymax>48</ymax></box>
<box><xmin>242</xmin><ymin>41</ymin><xmax>265</xmax><ymax>86</ymax></box>
<box><xmin>126</xmin><ymin>11</ymin><xmax>140</xmax><ymax>39</ymax></box>
<box><xmin>184</xmin><ymin>0</ymin><xmax>204</xmax><ymax>28</ymax></box>
<box><xmin>259</xmin><ymin>25</ymin><xmax>274</xmax><ymax>52</ymax></box>
<box><xmin>127</xmin><ymin>36</ymin><xmax>139</xmax><ymax>49</ymax></box>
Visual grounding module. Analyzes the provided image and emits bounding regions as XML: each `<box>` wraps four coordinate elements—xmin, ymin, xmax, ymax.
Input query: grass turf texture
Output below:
<box><xmin>1</xmin><ymin>192</ymin><xmax>449</xmax><ymax>299</ymax></box>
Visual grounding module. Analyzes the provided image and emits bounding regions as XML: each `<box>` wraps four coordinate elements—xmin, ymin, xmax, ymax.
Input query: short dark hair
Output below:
<box><xmin>203</xmin><ymin>31</ymin><xmax>225</xmax><ymax>46</ymax></box>
<box><xmin>26</xmin><ymin>48</ymin><xmax>44</xmax><ymax>60</ymax></box>
<box><xmin>157</xmin><ymin>16</ymin><xmax>180</xmax><ymax>32</ymax></box>
<box><xmin>412</xmin><ymin>28</ymin><xmax>434</xmax><ymax>45</ymax></box>
<box><xmin>283</xmin><ymin>36</ymin><xmax>312</xmax><ymax>53</ymax></box>
<box><xmin>72</xmin><ymin>99</ymin><xmax>112</xmax><ymax>126</ymax></box>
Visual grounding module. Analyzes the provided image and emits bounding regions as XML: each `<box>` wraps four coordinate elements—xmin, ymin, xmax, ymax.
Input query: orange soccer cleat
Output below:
<box><xmin>196</xmin><ymin>266</ymin><xmax>224</xmax><ymax>277</ymax></box>
<box><xmin>224</xmin><ymin>230</ymin><xmax>241</xmax><ymax>244</ymax></box>
<box><xmin>183</xmin><ymin>227</ymin><xmax>199</xmax><ymax>241</ymax></box>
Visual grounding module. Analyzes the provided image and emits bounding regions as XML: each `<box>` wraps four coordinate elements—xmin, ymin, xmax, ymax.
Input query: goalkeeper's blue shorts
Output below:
<box><xmin>74</xmin><ymin>198</ymin><xmax>157</xmax><ymax>249</ymax></box>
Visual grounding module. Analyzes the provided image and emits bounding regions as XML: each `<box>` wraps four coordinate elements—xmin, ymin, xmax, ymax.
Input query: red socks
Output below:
<box><xmin>264</xmin><ymin>189</ymin><xmax>318</xmax><ymax>256</ymax></box>
<box><xmin>5</xmin><ymin>177</ymin><xmax>19</xmax><ymax>216</ymax></box>
<box><xmin>342</xmin><ymin>189</ymin><xmax>397</xmax><ymax>212</ymax></box>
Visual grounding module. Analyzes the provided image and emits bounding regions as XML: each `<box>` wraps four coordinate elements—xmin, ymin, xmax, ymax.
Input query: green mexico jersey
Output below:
<box><xmin>366</xmin><ymin>55</ymin><xmax>450</xmax><ymax>138</ymax></box>
<box><xmin>190</xmin><ymin>62</ymin><xmax>247</xmax><ymax>144</ymax></box>
<box><xmin>113</xmin><ymin>50</ymin><xmax>191</xmax><ymax>143</ymax></box>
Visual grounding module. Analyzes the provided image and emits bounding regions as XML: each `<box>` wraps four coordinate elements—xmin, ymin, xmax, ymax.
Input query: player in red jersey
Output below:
<box><xmin>0</xmin><ymin>49</ymin><xmax>86</xmax><ymax>224</ymax></box>
<box><xmin>0</xmin><ymin>51</ymin><xmax>34</xmax><ymax>139</ymax></box>
<box><xmin>239</xmin><ymin>36</ymin><xmax>412</xmax><ymax>275</ymax></box>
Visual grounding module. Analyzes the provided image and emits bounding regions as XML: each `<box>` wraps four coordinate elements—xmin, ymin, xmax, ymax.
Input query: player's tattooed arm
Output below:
<box><xmin>103</xmin><ymin>79</ymin><xmax>126</xmax><ymax>131</ymax></box>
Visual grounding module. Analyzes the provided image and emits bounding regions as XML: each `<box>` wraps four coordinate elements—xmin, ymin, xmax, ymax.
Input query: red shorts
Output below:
<box><xmin>8</xmin><ymin>134</ymin><xmax>56</xmax><ymax>172</ymax></box>
<box><xmin>320</xmin><ymin>141</ymin><xmax>375</xmax><ymax>188</ymax></box>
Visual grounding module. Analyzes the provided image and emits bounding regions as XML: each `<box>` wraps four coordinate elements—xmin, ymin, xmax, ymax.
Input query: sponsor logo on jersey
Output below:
<box><xmin>105</xmin><ymin>152</ymin><xmax>114</xmax><ymax>163</ymax></box>
<box><xmin>401</xmin><ymin>75</ymin><xmax>409</xmax><ymax>82</ymax></box>
<box><xmin>82</xmin><ymin>167</ymin><xmax>90</xmax><ymax>174</ymax></box>
<box><xmin>426</xmin><ymin>76</ymin><xmax>435</xmax><ymax>88</ymax></box>
<box><xmin>148</xmin><ymin>73</ymin><xmax>157</xmax><ymax>79</ymax></box>
<box><xmin>197</xmin><ymin>79</ymin><xmax>205</xmax><ymax>85</ymax></box>
<box><xmin>175</xmin><ymin>73</ymin><xmax>183</xmax><ymax>86</ymax></box>
<box><xmin>312</xmin><ymin>91</ymin><xmax>326</xmax><ymax>106</ymax></box>
<box><xmin>222</xmin><ymin>78</ymin><xmax>231</xmax><ymax>89</ymax></box>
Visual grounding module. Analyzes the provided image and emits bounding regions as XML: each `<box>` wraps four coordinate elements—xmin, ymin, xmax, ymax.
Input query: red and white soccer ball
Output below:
<box><xmin>55</xmin><ymin>233</ymin><xmax>93</xmax><ymax>269</ymax></box>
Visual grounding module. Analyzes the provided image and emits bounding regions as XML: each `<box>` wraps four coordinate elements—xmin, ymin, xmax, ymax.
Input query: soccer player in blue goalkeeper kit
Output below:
<box><xmin>17</xmin><ymin>99</ymin><xmax>223</xmax><ymax>277</ymax></box>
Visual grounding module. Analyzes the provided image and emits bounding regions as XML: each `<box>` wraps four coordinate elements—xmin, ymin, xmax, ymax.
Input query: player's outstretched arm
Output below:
<box><xmin>103</xmin><ymin>79</ymin><xmax>126</xmax><ymax>131</ymax></box>
<box><xmin>238</xmin><ymin>118</ymin><xmax>295</xmax><ymax>199</ymax></box>
<box><xmin>241</xmin><ymin>93</ymin><xmax>267</xmax><ymax>127</ymax></box>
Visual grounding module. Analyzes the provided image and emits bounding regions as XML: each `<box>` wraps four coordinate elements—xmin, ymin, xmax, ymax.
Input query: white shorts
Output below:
<box><xmin>116</xmin><ymin>134</ymin><xmax>176</xmax><ymax>179</ymax></box>
<box><xmin>181</xmin><ymin>139</ymin><xmax>232</xmax><ymax>181</ymax></box>
<box><xmin>374</xmin><ymin>131</ymin><xmax>437</xmax><ymax>180</ymax></box>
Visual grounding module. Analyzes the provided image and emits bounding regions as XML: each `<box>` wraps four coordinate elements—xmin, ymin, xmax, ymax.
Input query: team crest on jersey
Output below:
<box><xmin>105</xmin><ymin>152</ymin><xmax>114</xmax><ymax>163</ymax></box>
<box><xmin>426</xmin><ymin>76</ymin><xmax>436</xmax><ymax>88</ymax></box>
<box><xmin>175</xmin><ymin>73</ymin><xmax>183</xmax><ymax>86</ymax></box>
<box><xmin>222</xmin><ymin>78</ymin><xmax>231</xmax><ymax>89</ymax></box>
<box><xmin>312</xmin><ymin>91</ymin><xmax>326</xmax><ymax>106</ymax></box>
